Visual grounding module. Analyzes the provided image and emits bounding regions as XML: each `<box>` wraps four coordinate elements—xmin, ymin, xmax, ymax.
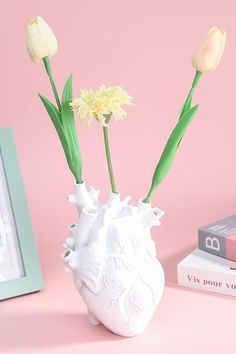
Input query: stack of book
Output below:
<box><xmin>177</xmin><ymin>215</ymin><xmax>236</xmax><ymax>296</ymax></box>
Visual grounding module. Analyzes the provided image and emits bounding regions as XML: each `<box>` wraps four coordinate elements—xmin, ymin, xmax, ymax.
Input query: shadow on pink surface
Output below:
<box><xmin>0</xmin><ymin>311</ymin><xmax>124</xmax><ymax>349</ymax></box>
<box><xmin>161</xmin><ymin>245</ymin><xmax>195</xmax><ymax>288</ymax></box>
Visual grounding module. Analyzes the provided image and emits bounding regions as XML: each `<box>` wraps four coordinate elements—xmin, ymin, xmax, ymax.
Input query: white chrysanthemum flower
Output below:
<box><xmin>70</xmin><ymin>85</ymin><xmax>132</xmax><ymax>126</ymax></box>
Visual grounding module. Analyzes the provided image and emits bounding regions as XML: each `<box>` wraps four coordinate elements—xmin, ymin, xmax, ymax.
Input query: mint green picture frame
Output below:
<box><xmin>0</xmin><ymin>128</ymin><xmax>43</xmax><ymax>300</ymax></box>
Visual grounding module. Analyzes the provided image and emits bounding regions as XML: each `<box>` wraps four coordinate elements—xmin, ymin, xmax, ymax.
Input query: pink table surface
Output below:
<box><xmin>1</xmin><ymin>0</ymin><xmax>236</xmax><ymax>352</ymax></box>
<box><xmin>1</xmin><ymin>233</ymin><xmax>236</xmax><ymax>354</ymax></box>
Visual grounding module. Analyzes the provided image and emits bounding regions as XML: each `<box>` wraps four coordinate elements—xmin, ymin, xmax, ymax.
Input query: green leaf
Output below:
<box><xmin>184</xmin><ymin>96</ymin><xmax>192</xmax><ymax>113</ymax></box>
<box><xmin>62</xmin><ymin>74</ymin><xmax>73</xmax><ymax>105</ymax></box>
<box><xmin>179</xmin><ymin>95</ymin><xmax>192</xmax><ymax>119</ymax></box>
<box><xmin>61</xmin><ymin>74</ymin><xmax>74</xmax><ymax>131</ymax></box>
<box><xmin>38</xmin><ymin>93</ymin><xmax>72</xmax><ymax>164</ymax></box>
<box><xmin>179</xmin><ymin>102</ymin><xmax>185</xmax><ymax>118</ymax></box>
<box><xmin>61</xmin><ymin>75</ymin><xmax>82</xmax><ymax>182</ymax></box>
<box><xmin>39</xmin><ymin>93</ymin><xmax>60</xmax><ymax>121</ymax></box>
<box><xmin>149</xmin><ymin>104</ymin><xmax>199</xmax><ymax>192</ymax></box>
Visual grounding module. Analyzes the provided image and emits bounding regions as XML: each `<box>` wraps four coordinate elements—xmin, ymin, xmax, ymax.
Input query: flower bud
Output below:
<box><xmin>192</xmin><ymin>27</ymin><xmax>226</xmax><ymax>72</ymax></box>
<box><xmin>26</xmin><ymin>16</ymin><xmax>58</xmax><ymax>62</ymax></box>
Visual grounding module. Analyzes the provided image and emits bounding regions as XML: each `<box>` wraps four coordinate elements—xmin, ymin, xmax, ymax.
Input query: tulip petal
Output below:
<box><xmin>26</xmin><ymin>20</ymin><xmax>48</xmax><ymax>62</ymax></box>
<box><xmin>37</xmin><ymin>16</ymin><xmax>58</xmax><ymax>58</ymax></box>
<box><xmin>211</xmin><ymin>30</ymin><xmax>226</xmax><ymax>71</ymax></box>
<box><xmin>192</xmin><ymin>26</ymin><xmax>226</xmax><ymax>72</ymax></box>
<box><xmin>26</xmin><ymin>16</ymin><xmax>58</xmax><ymax>62</ymax></box>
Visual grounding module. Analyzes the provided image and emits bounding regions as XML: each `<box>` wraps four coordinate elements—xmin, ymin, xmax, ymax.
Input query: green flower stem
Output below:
<box><xmin>143</xmin><ymin>190</ymin><xmax>152</xmax><ymax>204</ymax></box>
<box><xmin>183</xmin><ymin>70</ymin><xmax>202</xmax><ymax>115</ymax></box>
<box><xmin>103</xmin><ymin>125</ymin><xmax>117</xmax><ymax>194</ymax></box>
<box><xmin>143</xmin><ymin>70</ymin><xmax>203</xmax><ymax>204</ymax></box>
<box><xmin>43</xmin><ymin>56</ymin><xmax>61</xmax><ymax>112</ymax></box>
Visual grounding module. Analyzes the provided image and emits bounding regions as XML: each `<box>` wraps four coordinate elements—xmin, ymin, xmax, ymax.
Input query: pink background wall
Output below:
<box><xmin>1</xmin><ymin>0</ymin><xmax>236</xmax><ymax>353</ymax></box>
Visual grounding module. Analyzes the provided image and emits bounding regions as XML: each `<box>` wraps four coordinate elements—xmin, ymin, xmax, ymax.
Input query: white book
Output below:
<box><xmin>177</xmin><ymin>249</ymin><xmax>236</xmax><ymax>296</ymax></box>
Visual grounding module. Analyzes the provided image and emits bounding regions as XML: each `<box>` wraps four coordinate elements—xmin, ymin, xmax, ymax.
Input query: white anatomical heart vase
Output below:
<box><xmin>26</xmin><ymin>15</ymin><xmax>226</xmax><ymax>339</ymax></box>
<box><xmin>62</xmin><ymin>182</ymin><xmax>165</xmax><ymax>337</ymax></box>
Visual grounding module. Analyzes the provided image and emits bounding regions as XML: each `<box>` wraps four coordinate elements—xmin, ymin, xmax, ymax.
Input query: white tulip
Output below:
<box><xmin>192</xmin><ymin>27</ymin><xmax>226</xmax><ymax>72</ymax></box>
<box><xmin>26</xmin><ymin>16</ymin><xmax>58</xmax><ymax>63</ymax></box>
